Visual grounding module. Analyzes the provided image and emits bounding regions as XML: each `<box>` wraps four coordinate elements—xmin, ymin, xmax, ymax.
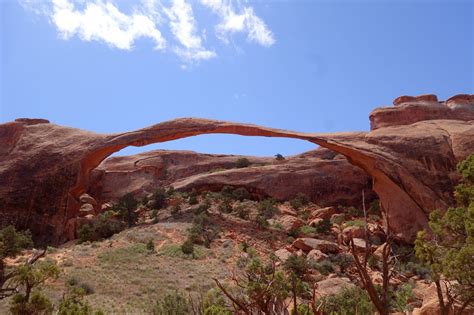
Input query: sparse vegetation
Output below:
<box><xmin>275</xmin><ymin>153</ymin><xmax>285</xmax><ymax>161</ymax></box>
<box><xmin>289</xmin><ymin>193</ymin><xmax>309</xmax><ymax>210</ymax></box>
<box><xmin>317</xmin><ymin>286</ymin><xmax>374</xmax><ymax>315</ymax></box>
<box><xmin>415</xmin><ymin>154</ymin><xmax>474</xmax><ymax>314</ymax></box>
<box><xmin>314</xmin><ymin>218</ymin><xmax>332</xmax><ymax>234</ymax></box>
<box><xmin>235</xmin><ymin>157</ymin><xmax>251</xmax><ymax>168</ymax></box>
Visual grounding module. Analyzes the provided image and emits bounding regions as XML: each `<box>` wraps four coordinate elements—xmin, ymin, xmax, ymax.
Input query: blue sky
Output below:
<box><xmin>1</xmin><ymin>0</ymin><xmax>473</xmax><ymax>157</ymax></box>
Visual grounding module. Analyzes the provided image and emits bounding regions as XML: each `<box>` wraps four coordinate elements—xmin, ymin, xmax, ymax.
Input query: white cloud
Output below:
<box><xmin>19</xmin><ymin>0</ymin><xmax>274</xmax><ymax>64</ymax></box>
<box><xmin>164</xmin><ymin>0</ymin><xmax>216</xmax><ymax>61</ymax></box>
<box><xmin>200</xmin><ymin>0</ymin><xmax>275</xmax><ymax>47</ymax></box>
<box><xmin>50</xmin><ymin>0</ymin><xmax>166</xmax><ymax>50</ymax></box>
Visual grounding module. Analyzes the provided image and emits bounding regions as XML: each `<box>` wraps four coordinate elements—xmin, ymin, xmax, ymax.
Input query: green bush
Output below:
<box><xmin>0</xmin><ymin>225</ymin><xmax>33</xmax><ymax>259</ymax></box>
<box><xmin>181</xmin><ymin>240</ymin><xmax>194</xmax><ymax>256</ymax></box>
<box><xmin>235</xmin><ymin>157</ymin><xmax>251</xmax><ymax>168</ymax></box>
<box><xmin>153</xmin><ymin>291</ymin><xmax>190</xmax><ymax>315</ymax></box>
<box><xmin>234</xmin><ymin>204</ymin><xmax>250</xmax><ymax>220</ymax></box>
<box><xmin>313</xmin><ymin>259</ymin><xmax>334</xmax><ymax>275</ymax></box>
<box><xmin>257</xmin><ymin>198</ymin><xmax>278</xmax><ymax>219</ymax></box>
<box><xmin>391</xmin><ymin>283</ymin><xmax>414</xmax><ymax>312</ymax></box>
<box><xmin>171</xmin><ymin>204</ymin><xmax>181</xmax><ymax>218</ymax></box>
<box><xmin>275</xmin><ymin>153</ymin><xmax>285</xmax><ymax>161</ymax></box>
<box><xmin>299</xmin><ymin>225</ymin><xmax>316</xmax><ymax>236</ymax></box>
<box><xmin>77</xmin><ymin>216</ymin><xmax>124</xmax><ymax>243</ymax></box>
<box><xmin>314</xmin><ymin>218</ymin><xmax>332</xmax><ymax>234</ymax></box>
<box><xmin>111</xmin><ymin>193</ymin><xmax>138</xmax><ymax>227</ymax></box>
<box><xmin>188</xmin><ymin>194</ymin><xmax>198</xmax><ymax>205</ymax></box>
<box><xmin>146</xmin><ymin>239</ymin><xmax>155</xmax><ymax>252</ymax></box>
<box><xmin>255</xmin><ymin>216</ymin><xmax>269</xmax><ymax>229</ymax></box>
<box><xmin>318</xmin><ymin>286</ymin><xmax>374</xmax><ymax>315</ymax></box>
<box><xmin>232</xmin><ymin>187</ymin><xmax>251</xmax><ymax>201</ymax></box>
<box><xmin>332</xmin><ymin>253</ymin><xmax>353</xmax><ymax>274</ymax></box>
<box><xmin>218</xmin><ymin>199</ymin><xmax>233</xmax><ymax>213</ymax></box>
<box><xmin>289</xmin><ymin>193</ymin><xmax>309</xmax><ymax>209</ymax></box>
<box><xmin>345</xmin><ymin>206</ymin><xmax>364</xmax><ymax>217</ymax></box>
<box><xmin>10</xmin><ymin>291</ymin><xmax>53</xmax><ymax>315</ymax></box>
<box><xmin>344</xmin><ymin>219</ymin><xmax>365</xmax><ymax>227</ymax></box>
<box><xmin>151</xmin><ymin>187</ymin><xmax>167</xmax><ymax>209</ymax></box>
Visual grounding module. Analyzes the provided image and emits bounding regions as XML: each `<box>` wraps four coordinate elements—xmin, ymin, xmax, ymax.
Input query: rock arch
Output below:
<box><xmin>2</xmin><ymin>115</ymin><xmax>472</xmax><ymax>244</ymax></box>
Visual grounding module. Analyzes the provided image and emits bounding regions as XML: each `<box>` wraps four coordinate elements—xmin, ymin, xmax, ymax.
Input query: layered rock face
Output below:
<box><xmin>91</xmin><ymin>148</ymin><xmax>374</xmax><ymax>207</ymax></box>
<box><xmin>370</xmin><ymin>94</ymin><xmax>474</xmax><ymax>130</ymax></box>
<box><xmin>0</xmin><ymin>94</ymin><xmax>473</xmax><ymax>244</ymax></box>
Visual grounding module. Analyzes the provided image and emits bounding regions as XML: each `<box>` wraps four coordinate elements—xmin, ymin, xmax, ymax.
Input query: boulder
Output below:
<box><xmin>309</xmin><ymin>206</ymin><xmax>336</xmax><ymax>220</ymax></box>
<box><xmin>274</xmin><ymin>248</ymin><xmax>292</xmax><ymax>263</ymax></box>
<box><xmin>316</xmin><ymin>277</ymin><xmax>355</xmax><ymax>296</ymax></box>
<box><xmin>292</xmin><ymin>238</ymin><xmax>339</xmax><ymax>254</ymax></box>
<box><xmin>79</xmin><ymin>203</ymin><xmax>94</xmax><ymax>216</ymax></box>
<box><xmin>79</xmin><ymin>193</ymin><xmax>97</xmax><ymax>206</ymax></box>
<box><xmin>272</xmin><ymin>215</ymin><xmax>304</xmax><ymax>233</ymax></box>
<box><xmin>307</xmin><ymin>249</ymin><xmax>328</xmax><ymax>262</ymax></box>
<box><xmin>342</xmin><ymin>225</ymin><xmax>365</xmax><ymax>242</ymax></box>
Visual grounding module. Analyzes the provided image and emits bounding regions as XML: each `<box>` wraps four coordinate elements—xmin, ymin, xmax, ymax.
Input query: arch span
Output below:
<box><xmin>72</xmin><ymin>118</ymin><xmax>448</xmax><ymax>242</ymax></box>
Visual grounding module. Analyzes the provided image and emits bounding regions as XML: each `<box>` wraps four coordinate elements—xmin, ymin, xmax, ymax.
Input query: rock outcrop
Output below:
<box><xmin>90</xmin><ymin>148</ymin><xmax>373</xmax><ymax>207</ymax></box>
<box><xmin>0</xmin><ymin>94</ymin><xmax>473</xmax><ymax>244</ymax></box>
<box><xmin>370</xmin><ymin>93</ymin><xmax>474</xmax><ymax>130</ymax></box>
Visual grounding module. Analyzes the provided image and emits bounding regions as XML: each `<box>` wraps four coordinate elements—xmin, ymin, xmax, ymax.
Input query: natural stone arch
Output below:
<box><xmin>3</xmin><ymin>116</ymin><xmax>472</xmax><ymax>244</ymax></box>
<box><xmin>71</xmin><ymin>118</ymin><xmax>441</xmax><ymax>243</ymax></box>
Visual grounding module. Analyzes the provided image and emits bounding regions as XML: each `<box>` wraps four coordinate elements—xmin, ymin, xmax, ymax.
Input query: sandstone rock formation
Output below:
<box><xmin>0</xmin><ymin>94</ymin><xmax>473</xmax><ymax>244</ymax></box>
<box><xmin>91</xmin><ymin>148</ymin><xmax>373</xmax><ymax>207</ymax></box>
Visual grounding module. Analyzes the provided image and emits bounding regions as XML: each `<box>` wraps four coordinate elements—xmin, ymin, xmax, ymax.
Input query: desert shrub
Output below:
<box><xmin>218</xmin><ymin>199</ymin><xmax>233</xmax><ymax>213</ymax></box>
<box><xmin>111</xmin><ymin>193</ymin><xmax>138</xmax><ymax>227</ymax></box>
<box><xmin>10</xmin><ymin>291</ymin><xmax>53</xmax><ymax>315</ymax></box>
<box><xmin>313</xmin><ymin>259</ymin><xmax>334</xmax><ymax>275</ymax></box>
<box><xmin>9</xmin><ymin>261</ymin><xmax>60</xmax><ymax>315</ymax></box>
<box><xmin>171</xmin><ymin>204</ymin><xmax>181</xmax><ymax>218</ymax></box>
<box><xmin>235</xmin><ymin>157</ymin><xmax>251</xmax><ymax>168</ymax></box>
<box><xmin>181</xmin><ymin>239</ymin><xmax>195</xmax><ymax>256</ymax></box>
<box><xmin>318</xmin><ymin>286</ymin><xmax>374</xmax><ymax>315</ymax></box>
<box><xmin>193</xmin><ymin>201</ymin><xmax>210</xmax><ymax>216</ymax></box>
<box><xmin>146</xmin><ymin>239</ymin><xmax>155</xmax><ymax>252</ymax></box>
<box><xmin>153</xmin><ymin>291</ymin><xmax>190</xmax><ymax>315</ymax></box>
<box><xmin>345</xmin><ymin>206</ymin><xmax>364</xmax><ymax>217</ymax></box>
<box><xmin>232</xmin><ymin>187</ymin><xmax>250</xmax><ymax>201</ymax></box>
<box><xmin>189</xmin><ymin>194</ymin><xmax>198</xmax><ymax>205</ymax></box>
<box><xmin>66</xmin><ymin>276</ymin><xmax>95</xmax><ymax>296</ymax></box>
<box><xmin>275</xmin><ymin>153</ymin><xmax>285</xmax><ymax>161</ymax></box>
<box><xmin>257</xmin><ymin>198</ymin><xmax>278</xmax><ymax>219</ymax></box>
<box><xmin>0</xmin><ymin>225</ymin><xmax>33</xmax><ymax>259</ymax></box>
<box><xmin>166</xmin><ymin>186</ymin><xmax>175</xmax><ymax>197</ymax></box>
<box><xmin>314</xmin><ymin>218</ymin><xmax>332</xmax><ymax>234</ymax></box>
<box><xmin>151</xmin><ymin>209</ymin><xmax>159</xmax><ymax>223</ymax></box>
<box><xmin>77</xmin><ymin>216</ymin><xmax>124</xmax><ymax>243</ymax></box>
<box><xmin>344</xmin><ymin>219</ymin><xmax>365</xmax><ymax>227</ymax></box>
<box><xmin>332</xmin><ymin>253</ymin><xmax>353</xmax><ymax>274</ymax></box>
<box><xmin>299</xmin><ymin>225</ymin><xmax>316</xmax><ymax>236</ymax></box>
<box><xmin>150</xmin><ymin>187</ymin><xmax>167</xmax><ymax>210</ymax></box>
<box><xmin>289</xmin><ymin>193</ymin><xmax>309</xmax><ymax>209</ymax></box>
<box><xmin>255</xmin><ymin>216</ymin><xmax>269</xmax><ymax>229</ymax></box>
<box><xmin>234</xmin><ymin>204</ymin><xmax>250</xmax><ymax>220</ymax></box>
<box><xmin>369</xmin><ymin>199</ymin><xmax>381</xmax><ymax>215</ymax></box>
<box><xmin>391</xmin><ymin>283</ymin><xmax>415</xmax><ymax>312</ymax></box>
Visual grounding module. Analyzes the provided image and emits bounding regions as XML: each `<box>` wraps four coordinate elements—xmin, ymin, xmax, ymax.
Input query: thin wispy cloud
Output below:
<box><xmin>164</xmin><ymin>0</ymin><xmax>216</xmax><ymax>62</ymax></box>
<box><xmin>19</xmin><ymin>0</ymin><xmax>275</xmax><ymax>65</ymax></box>
<box><xmin>200</xmin><ymin>0</ymin><xmax>275</xmax><ymax>47</ymax></box>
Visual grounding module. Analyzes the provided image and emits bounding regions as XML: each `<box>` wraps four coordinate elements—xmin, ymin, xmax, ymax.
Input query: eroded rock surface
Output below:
<box><xmin>0</xmin><ymin>94</ymin><xmax>473</xmax><ymax>244</ymax></box>
<box><xmin>91</xmin><ymin>148</ymin><xmax>373</xmax><ymax>208</ymax></box>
